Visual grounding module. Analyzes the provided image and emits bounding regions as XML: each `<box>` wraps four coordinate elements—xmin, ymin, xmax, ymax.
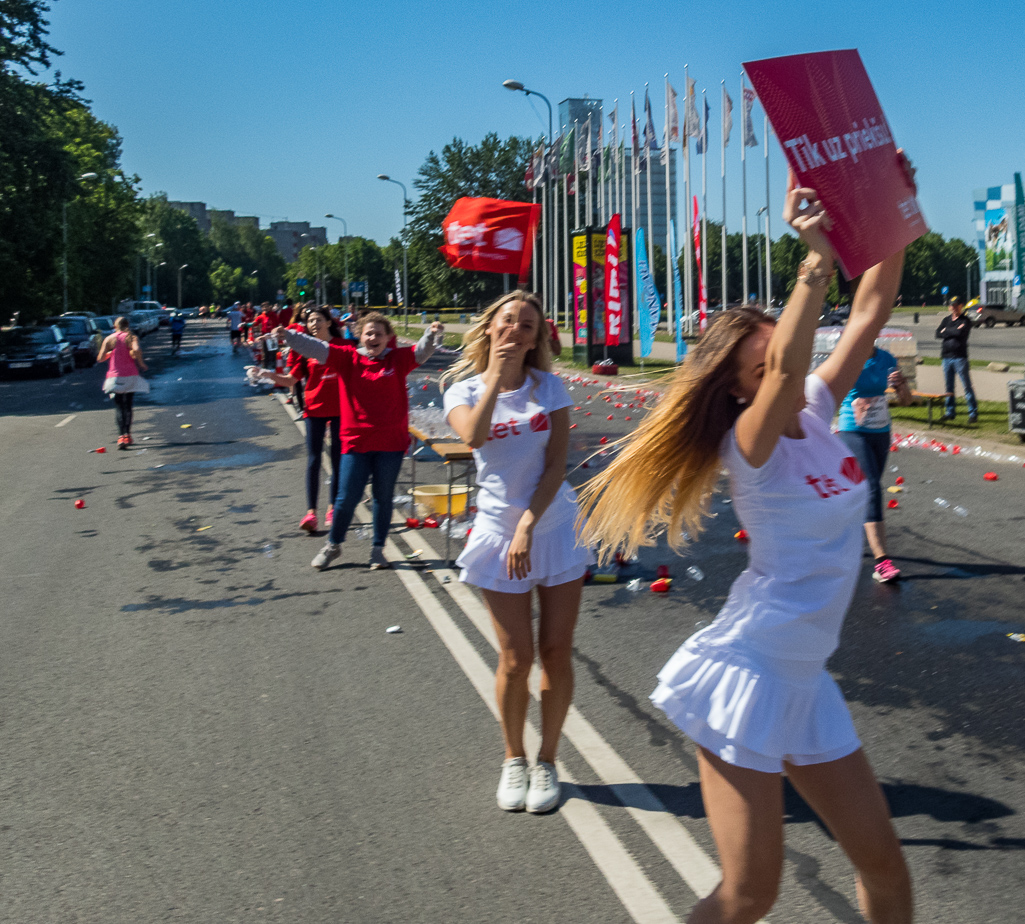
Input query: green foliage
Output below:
<box><xmin>902</xmin><ymin>232</ymin><xmax>980</xmax><ymax>304</ymax></box>
<box><xmin>407</xmin><ymin>133</ymin><xmax>535</xmax><ymax>308</ymax></box>
<box><xmin>0</xmin><ymin>0</ymin><xmax>59</xmax><ymax>75</ymax></box>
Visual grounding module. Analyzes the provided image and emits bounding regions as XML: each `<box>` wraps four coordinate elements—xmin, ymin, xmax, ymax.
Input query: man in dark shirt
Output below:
<box><xmin>935</xmin><ymin>297</ymin><xmax>978</xmax><ymax>423</ymax></box>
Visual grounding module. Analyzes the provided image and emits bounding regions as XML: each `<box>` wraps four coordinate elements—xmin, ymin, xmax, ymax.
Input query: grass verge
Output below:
<box><xmin>889</xmin><ymin>399</ymin><xmax>1024</xmax><ymax>444</ymax></box>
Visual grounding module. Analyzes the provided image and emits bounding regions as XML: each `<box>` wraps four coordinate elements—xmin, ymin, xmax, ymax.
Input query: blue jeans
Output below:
<box><xmin>305</xmin><ymin>416</ymin><xmax>340</xmax><ymax>511</ymax></box>
<box><xmin>942</xmin><ymin>357</ymin><xmax>977</xmax><ymax>419</ymax></box>
<box><xmin>329</xmin><ymin>450</ymin><xmax>405</xmax><ymax>546</ymax></box>
<box><xmin>838</xmin><ymin>429</ymin><xmax>890</xmax><ymax>523</ymax></box>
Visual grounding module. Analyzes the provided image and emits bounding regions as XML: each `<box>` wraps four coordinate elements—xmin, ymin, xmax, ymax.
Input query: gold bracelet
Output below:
<box><xmin>797</xmin><ymin>259</ymin><xmax>835</xmax><ymax>288</ymax></box>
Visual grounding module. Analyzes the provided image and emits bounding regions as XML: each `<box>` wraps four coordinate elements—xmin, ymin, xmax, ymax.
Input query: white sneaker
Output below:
<box><xmin>496</xmin><ymin>757</ymin><xmax>529</xmax><ymax>812</ymax></box>
<box><xmin>526</xmin><ymin>761</ymin><xmax>561</xmax><ymax>814</ymax></box>
<box><xmin>369</xmin><ymin>545</ymin><xmax>391</xmax><ymax>570</ymax></box>
<box><xmin>311</xmin><ymin>542</ymin><xmax>341</xmax><ymax>571</ymax></box>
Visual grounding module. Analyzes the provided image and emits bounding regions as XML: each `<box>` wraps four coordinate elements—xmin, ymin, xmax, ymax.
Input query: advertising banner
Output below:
<box><xmin>984</xmin><ymin>206</ymin><xmax>1011</xmax><ymax>272</ymax></box>
<box><xmin>438</xmin><ymin>197</ymin><xmax>541</xmax><ymax>283</ymax></box>
<box><xmin>743</xmin><ymin>49</ymin><xmax>927</xmax><ymax>279</ymax></box>
<box><xmin>573</xmin><ymin>234</ymin><xmax>588</xmax><ymax>345</ymax></box>
<box><xmin>604</xmin><ymin>215</ymin><xmax>623</xmax><ymax>346</ymax></box>
<box><xmin>635</xmin><ymin>227</ymin><xmax>661</xmax><ymax>358</ymax></box>
<box><xmin>590</xmin><ymin>232</ymin><xmax>607</xmax><ymax>343</ymax></box>
<box><xmin>669</xmin><ymin>220</ymin><xmax>685</xmax><ymax>361</ymax></box>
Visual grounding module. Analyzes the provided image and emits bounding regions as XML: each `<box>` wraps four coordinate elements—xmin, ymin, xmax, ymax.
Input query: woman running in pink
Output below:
<box><xmin>98</xmin><ymin>316</ymin><xmax>149</xmax><ymax>449</ymax></box>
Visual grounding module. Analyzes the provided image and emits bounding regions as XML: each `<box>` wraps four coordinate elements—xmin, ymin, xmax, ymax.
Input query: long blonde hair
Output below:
<box><xmin>440</xmin><ymin>290</ymin><xmax>551</xmax><ymax>388</ymax></box>
<box><xmin>578</xmin><ymin>308</ymin><xmax>772</xmax><ymax>564</ymax></box>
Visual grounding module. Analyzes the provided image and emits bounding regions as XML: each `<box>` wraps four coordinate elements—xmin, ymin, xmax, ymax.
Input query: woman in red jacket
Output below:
<box><xmin>257</xmin><ymin>306</ymin><xmax>344</xmax><ymax>533</ymax></box>
<box><xmin>277</xmin><ymin>312</ymin><xmax>444</xmax><ymax>570</ymax></box>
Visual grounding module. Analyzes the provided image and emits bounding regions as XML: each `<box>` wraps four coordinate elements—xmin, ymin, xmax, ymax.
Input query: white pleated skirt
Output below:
<box><xmin>651</xmin><ymin>641</ymin><xmax>861</xmax><ymax>773</ymax></box>
<box><xmin>456</xmin><ymin>514</ymin><xmax>590</xmax><ymax>594</ymax></box>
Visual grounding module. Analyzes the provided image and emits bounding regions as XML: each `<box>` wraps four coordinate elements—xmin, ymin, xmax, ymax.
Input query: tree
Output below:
<box><xmin>407</xmin><ymin>133</ymin><xmax>535</xmax><ymax>307</ymax></box>
<box><xmin>140</xmin><ymin>195</ymin><xmax>212</xmax><ymax>306</ymax></box>
<box><xmin>0</xmin><ymin>0</ymin><xmax>60</xmax><ymax>76</ymax></box>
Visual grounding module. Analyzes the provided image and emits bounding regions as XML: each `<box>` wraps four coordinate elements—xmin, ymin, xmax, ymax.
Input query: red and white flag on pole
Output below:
<box><xmin>604</xmin><ymin>213</ymin><xmax>622</xmax><ymax>346</ymax></box>
<box><xmin>438</xmin><ymin>197</ymin><xmax>541</xmax><ymax>285</ymax></box>
<box><xmin>693</xmin><ymin>196</ymin><xmax>707</xmax><ymax>332</ymax></box>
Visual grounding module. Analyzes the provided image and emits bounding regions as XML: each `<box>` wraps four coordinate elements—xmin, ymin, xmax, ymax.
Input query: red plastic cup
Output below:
<box><xmin>405</xmin><ymin>517</ymin><xmax>420</xmax><ymax>529</ymax></box>
<box><xmin>74</xmin><ymin>499</ymin><xmax>86</xmax><ymax>509</ymax></box>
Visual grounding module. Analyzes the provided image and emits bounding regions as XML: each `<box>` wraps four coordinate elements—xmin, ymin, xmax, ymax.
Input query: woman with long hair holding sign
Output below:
<box><xmin>579</xmin><ymin>170</ymin><xmax>914</xmax><ymax>923</ymax></box>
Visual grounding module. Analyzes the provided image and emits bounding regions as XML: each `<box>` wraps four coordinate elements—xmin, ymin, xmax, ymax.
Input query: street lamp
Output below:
<box><xmin>503</xmin><ymin>79</ymin><xmax>554</xmax><ymax>319</ymax></box>
<box><xmin>154</xmin><ymin>262</ymin><xmax>167</xmax><ymax>303</ymax></box>
<box><xmin>377</xmin><ymin>175</ymin><xmax>410</xmax><ymax>330</ymax></box>
<box><xmin>177</xmin><ymin>264</ymin><xmax>189</xmax><ymax>312</ymax></box>
<box><xmin>63</xmin><ymin>172</ymin><xmax>99</xmax><ymax>313</ymax></box>
<box><xmin>325</xmin><ymin>214</ymin><xmax>351</xmax><ymax>311</ymax></box>
<box><xmin>301</xmin><ymin>233</ymin><xmax>323</xmax><ymax>305</ymax></box>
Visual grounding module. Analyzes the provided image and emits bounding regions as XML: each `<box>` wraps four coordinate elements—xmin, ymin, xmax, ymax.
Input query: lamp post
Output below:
<box><xmin>63</xmin><ymin>172</ymin><xmax>99</xmax><ymax>313</ymax></box>
<box><xmin>503</xmin><ymin>80</ymin><xmax>553</xmax><ymax>319</ymax></box>
<box><xmin>177</xmin><ymin>264</ymin><xmax>189</xmax><ymax>312</ymax></box>
<box><xmin>301</xmin><ymin>234</ymin><xmax>323</xmax><ymax>305</ymax></box>
<box><xmin>325</xmin><ymin>214</ymin><xmax>351</xmax><ymax>311</ymax></box>
<box><xmin>377</xmin><ymin>175</ymin><xmax>409</xmax><ymax>331</ymax></box>
<box><xmin>154</xmin><ymin>262</ymin><xmax>167</xmax><ymax>303</ymax></box>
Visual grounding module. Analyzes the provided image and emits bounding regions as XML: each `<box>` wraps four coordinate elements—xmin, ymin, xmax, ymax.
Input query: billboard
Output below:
<box><xmin>984</xmin><ymin>206</ymin><xmax>1012</xmax><ymax>272</ymax></box>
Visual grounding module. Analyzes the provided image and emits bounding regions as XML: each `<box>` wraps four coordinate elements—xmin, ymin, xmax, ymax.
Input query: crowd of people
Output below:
<box><xmin>94</xmin><ymin>162</ymin><xmax>921</xmax><ymax>922</ymax></box>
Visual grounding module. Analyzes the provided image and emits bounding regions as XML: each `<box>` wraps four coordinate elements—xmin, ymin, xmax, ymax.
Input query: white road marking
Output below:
<box><xmin>55</xmin><ymin>414</ymin><xmax>76</xmax><ymax>428</ymax></box>
<box><xmin>405</xmin><ymin>532</ymin><xmax>722</xmax><ymax>900</ymax></box>
<box><xmin>273</xmin><ymin>392</ymin><xmax>725</xmax><ymax>922</ymax></box>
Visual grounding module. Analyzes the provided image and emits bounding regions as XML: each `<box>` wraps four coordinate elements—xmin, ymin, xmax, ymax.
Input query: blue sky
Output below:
<box><xmin>45</xmin><ymin>0</ymin><xmax>1025</xmax><ymax>249</ymax></box>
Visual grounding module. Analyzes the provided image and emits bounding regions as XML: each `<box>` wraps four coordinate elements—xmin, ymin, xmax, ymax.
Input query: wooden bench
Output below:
<box><xmin>901</xmin><ymin>391</ymin><xmax>953</xmax><ymax>428</ymax></box>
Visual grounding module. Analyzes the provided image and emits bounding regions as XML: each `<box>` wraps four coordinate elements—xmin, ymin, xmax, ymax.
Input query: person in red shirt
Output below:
<box><xmin>252</xmin><ymin>304</ymin><xmax>278</xmax><ymax>367</ymax></box>
<box><xmin>278</xmin><ymin>300</ymin><xmax>296</xmax><ymax>329</ymax></box>
<box><xmin>258</xmin><ymin>306</ymin><xmax>343</xmax><ymax>533</ymax></box>
<box><xmin>277</xmin><ymin>311</ymin><xmax>444</xmax><ymax>570</ymax></box>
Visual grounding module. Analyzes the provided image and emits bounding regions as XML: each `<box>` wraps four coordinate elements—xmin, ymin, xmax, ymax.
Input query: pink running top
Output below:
<box><xmin>106</xmin><ymin>331</ymin><xmax>139</xmax><ymax>378</ymax></box>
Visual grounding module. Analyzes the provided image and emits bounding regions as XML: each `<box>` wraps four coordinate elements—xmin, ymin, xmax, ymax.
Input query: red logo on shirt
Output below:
<box><xmin>840</xmin><ymin>456</ymin><xmax>865</xmax><ymax>485</ymax></box>
<box><xmin>804</xmin><ymin>475</ymin><xmax>849</xmax><ymax>498</ymax></box>
<box><xmin>529</xmin><ymin>412</ymin><xmax>550</xmax><ymax>432</ymax></box>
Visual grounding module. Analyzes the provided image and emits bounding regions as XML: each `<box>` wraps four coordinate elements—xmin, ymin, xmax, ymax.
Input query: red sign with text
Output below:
<box><xmin>743</xmin><ymin>49</ymin><xmax>927</xmax><ymax>278</ymax></box>
<box><xmin>603</xmin><ymin>214</ymin><xmax>622</xmax><ymax>346</ymax></box>
<box><xmin>438</xmin><ymin>197</ymin><xmax>541</xmax><ymax>285</ymax></box>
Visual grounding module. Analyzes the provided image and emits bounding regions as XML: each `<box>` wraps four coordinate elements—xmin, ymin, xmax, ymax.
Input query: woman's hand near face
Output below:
<box><xmin>484</xmin><ymin>325</ymin><xmax>521</xmax><ymax>385</ymax></box>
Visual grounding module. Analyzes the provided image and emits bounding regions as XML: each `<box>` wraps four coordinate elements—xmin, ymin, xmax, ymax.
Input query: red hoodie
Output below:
<box><xmin>288</xmin><ymin>337</ymin><xmax>343</xmax><ymax>417</ymax></box>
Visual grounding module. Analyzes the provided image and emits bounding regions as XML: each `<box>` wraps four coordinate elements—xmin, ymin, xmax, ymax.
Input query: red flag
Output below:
<box><xmin>604</xmin><ymin>214</ymin><xmax>622</xmax><ymax>346</ymax></box>
<box><xmin>693</xmin><ymin>196</ymin><xmax>707</xmax><ymax>332</ymax></box>
<box><xmin>438</xmin><ymin>197</ymin><xmax>541</xmax><ymax>285</ymax></box>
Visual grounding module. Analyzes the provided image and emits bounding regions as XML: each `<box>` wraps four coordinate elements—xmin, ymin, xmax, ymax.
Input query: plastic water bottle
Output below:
<box><xmin>934</xmin><ymin>498</ymin><xmax>950</xmax><ymax>509</ymax></box>
<box><xmin>686</xmin><ymin>565</ymin><xmax>704</xmax><ymax>582</ymax></box>
<box><xmin>953</xmin><ymin>506</ymin><xmax>968</xmax><ymax>517</ymax></box>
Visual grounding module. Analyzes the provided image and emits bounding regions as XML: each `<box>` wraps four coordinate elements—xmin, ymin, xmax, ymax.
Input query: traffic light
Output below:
<box><xmin>299</xmin><ymin>288</ymin><xmax>306</xmax><ymax>298</ymax></box>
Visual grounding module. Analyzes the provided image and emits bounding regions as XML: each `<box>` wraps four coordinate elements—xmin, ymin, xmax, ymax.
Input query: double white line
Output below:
<box><xmin>276</xmin><ymin>395</ymin><xmax>733</xmax><ymax>924</ymax></box>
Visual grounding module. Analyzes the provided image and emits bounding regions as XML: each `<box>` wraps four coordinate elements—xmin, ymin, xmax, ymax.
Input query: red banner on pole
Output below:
<box><xmin>604</xmin><ymin>214</ymin><xmax>622</xmax><ymax>346</ymax></box>
<box><xmin>438</xmin><ymin>197</ymin><xmax>541</xmax><ymax>286</ymax></box>
<box><xmin>743</xmin><ymin>49</ymin><xmax>926</xmax><ymax>279</ymax></box>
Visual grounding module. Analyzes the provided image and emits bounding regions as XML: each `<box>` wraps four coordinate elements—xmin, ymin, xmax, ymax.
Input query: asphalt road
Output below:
<box><xmin>1</xmin><ymin>320</ymin><xmax>1022</xmax><ymax>923</ymax></box>
<box><xmin>890</xmin><ymin>312</ymin><xmax>1025</xmax><ymax>364</ymax></box>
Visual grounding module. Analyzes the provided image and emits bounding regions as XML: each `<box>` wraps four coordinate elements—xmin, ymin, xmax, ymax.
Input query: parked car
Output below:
<box><xmin>52</xmin><ymin>316</ymin><xmax>102</xmax><ymax>367</ymax></box>
<box><xmin>92</xmin><ymin>315</ymin><xmax>115</xmax><ymax>336</ymax></box>
<box><xmin>128</xmin><ymin>310</ymin><xmax>157</xmax><ymax>335</ymax></box>
<box><xmin>0</xmin><ymin>326</ymin><xmax>76</xmax><ymax>377</ymax></box>
<box><xmin>969</xmin><ymin>302</ymin><xmax>1025</xmax><ymax>328</ymax></box>
<box><xmin>820</xmin><ymin>305</ymin><xmax>851</xmax><ymax>326</ymax></box>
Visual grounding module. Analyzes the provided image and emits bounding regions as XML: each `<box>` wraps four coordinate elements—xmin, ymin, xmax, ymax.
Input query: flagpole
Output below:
<box><xmin>574</xmin><ymin>119</ymin><xmax>581</xmax><ymax>231</ymax></box>
<box><xmin>586</xmin><ymin>112</ymin><xmax>593</xmax><ymax>229</ymax></box>
<box><xmin>701</xmin><ymin>88</ymin><xmax>708</xmax><ymax>331</ymax></box>
<box><xmin>664</xmin><ymin>75</ymin><xmax>673</xmax><ymax>347</ymax></box>
<box><xmin>764</xmin><ymin>113</ymin><xmax>771</xmax><ymax>310</ymax></box>
<box><xmin>741</xmin><ymin>72</ymin><xmax>749</xmax><ymax>307</ymax></box>
<box><xmin>599</xmin><ymin>107</ymin><xmax>605</xmax><ymax>227</ymax></box>
<box><xmin>631</xmin><ymin>92</ymin><xmax>639</xmax><ymax>342</ymax></box>
<box><xmin>721</xmin><ymin>81</ymin><xmax>728</xmax><ymax>312</ymax></box>
<box><xmin>553</xmin><ymin>158</ymin><xmax>560</xmax><ymax>326</ymax></box>
<box><xmin>542</xmin><ymin>142</ymin><xmax>549</xmax><ymax>317</ymax></box>
<box><xmin>532</xmin><ymin>178</ymin><xmax>538</xmax><ymax>293</ymax></box>
<box><xmin>563</xmin><ymin>172</ymin><xmax>570</xmax><ymax>334</ymax></box>
<box><xmin>683</xmin><ymin>67</ymin><xmax>693</xmax><ymax>337</ymax></box>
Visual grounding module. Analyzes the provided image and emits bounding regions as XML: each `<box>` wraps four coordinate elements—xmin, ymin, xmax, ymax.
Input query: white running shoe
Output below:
<box><xmin>369</xmin><ymin>545</ymin><xmax>391</xmax><ymax>570</ymax></box>
<box><xmin>496</xmin><ymin>757</ymin><xmax>529</xmax><ymax>812</ymax></box>
<box><xmin>526</xmin><ymin>761</ymin><xmax>561</xmax><ymax>814</ymax></box>
<box><xmin>311</xmin><ymin>542</ymin><xmax>341</xmax><ymax>571</ymax></box>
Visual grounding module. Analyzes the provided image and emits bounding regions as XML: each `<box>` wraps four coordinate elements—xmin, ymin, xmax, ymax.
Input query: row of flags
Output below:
<box><xmin>524</xmin><ymin>78</ymin><xmax>759</xmax><ymax>190</ymax></box>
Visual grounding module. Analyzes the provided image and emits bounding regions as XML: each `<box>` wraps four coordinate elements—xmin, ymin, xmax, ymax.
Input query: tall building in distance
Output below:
<box><xmin>267</xmin><ymin>222</ymin><xmax>327</xmax><ymax>263</ymax></box>
<box><xmin>557</xmin><ymin>97</ymin><xmax>678</xmax><ymax>247</ymax></box>
<box><xmin>165</xmin><ymin>201</ymin><xmax>326</xmax><ymax>263</ymax></box>
<box><xmin>973</xmin><ymin>180</ymin><xmax>1023</xmax><ymax>308</ymax></box>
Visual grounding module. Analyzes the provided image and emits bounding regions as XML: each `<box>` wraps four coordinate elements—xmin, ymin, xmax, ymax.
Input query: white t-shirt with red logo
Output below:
<box><xmin>689</xmin><ymin>374</ymin><xmax>868</xmax><ymax>662</ymax></box>
<box><xmin>443</xmin><ymin>371</ymin><xmax>577</xmax><ymax>538</ymax></box>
